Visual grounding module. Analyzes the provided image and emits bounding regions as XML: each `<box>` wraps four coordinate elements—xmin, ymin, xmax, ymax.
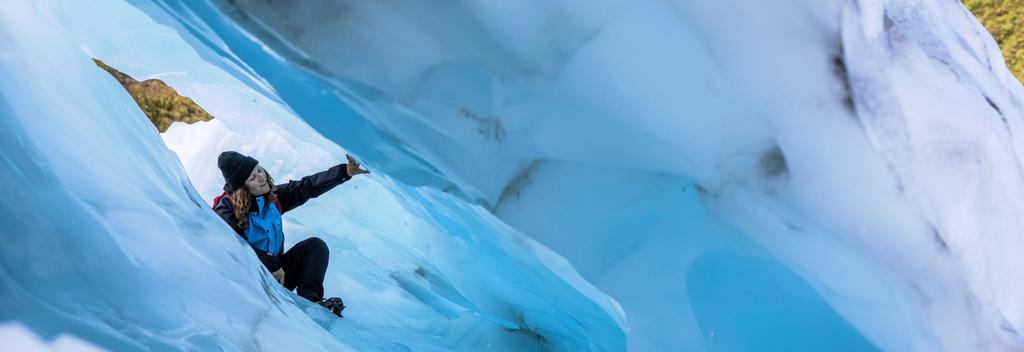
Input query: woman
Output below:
<box><xmin>212</xmin><ymin>151</ymin><xmax>368</xmax><ymax>317</ymax></box>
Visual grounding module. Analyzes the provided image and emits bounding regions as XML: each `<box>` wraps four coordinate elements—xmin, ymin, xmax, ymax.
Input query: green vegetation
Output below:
<box><xmin>94</xmin><ymin>59</ymin><xmax>214</xmax><ymax>132</ymax></box>
<box><xmin>964</xmin><ymin>0</ymin><xmax>1024</xmax><ymax>82</ymax></box>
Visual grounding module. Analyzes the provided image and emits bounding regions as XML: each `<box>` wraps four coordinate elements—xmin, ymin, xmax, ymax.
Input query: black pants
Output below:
<box><xmin>280</xmin><ymin>237</ymin><xmax>329</xmax><ymax>302</ymax></box>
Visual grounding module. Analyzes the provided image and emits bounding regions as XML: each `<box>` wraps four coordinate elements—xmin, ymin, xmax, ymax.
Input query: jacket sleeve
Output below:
<box><xmin>213</xmin><ymin>196</ymin><xmax>282</xmax><ymax>272</ymax></box>
<box><xmin>274</xmin><ymin>164</ymin><xmax>351</xmax><ymax>214</ymax></box>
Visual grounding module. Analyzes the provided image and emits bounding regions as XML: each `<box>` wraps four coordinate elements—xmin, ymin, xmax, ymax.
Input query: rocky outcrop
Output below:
<box><xmin>94</xmin><ymin>59</ymin><xmax>214</xmax><ymax>132</ymax></box>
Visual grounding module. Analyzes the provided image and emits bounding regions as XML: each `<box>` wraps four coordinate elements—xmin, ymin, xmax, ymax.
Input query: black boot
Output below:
<box><xmin>318</xmin><ymin>297</ymin><xmax>345</xmax><ymax>317</ymax></box>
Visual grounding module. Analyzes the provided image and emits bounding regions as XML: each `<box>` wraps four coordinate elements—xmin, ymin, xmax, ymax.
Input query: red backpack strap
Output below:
<box><xmin>212</xmin><ymin>191</ymin><xmax>230</xmax><ymax>209</ymax></box>
<box><xmin>274</xmin><ymin>197</ymin><xmax>283</xmax><ymax>213</ymax></box>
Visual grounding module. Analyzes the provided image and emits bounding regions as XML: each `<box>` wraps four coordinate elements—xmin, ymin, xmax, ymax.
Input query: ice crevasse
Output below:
<box><xmin>2</xmin><ymin>0</ymin><xmax>1024</xmax><ymax>351</ymax></box>
<box><xmin>0</xmin><ymin>0</ymin><xmax>625</xmax><ymax>351</ymax></box>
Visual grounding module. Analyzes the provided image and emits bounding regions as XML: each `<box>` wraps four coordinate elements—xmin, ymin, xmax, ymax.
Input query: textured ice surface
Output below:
<box><xmin>149</xmin><ymin>0</ymin><xmax>1024</xmax><ymax>351</ymax></box>
<box><xmin>0</xmin><ymin>2</ymin><xmax>349</xmax><ymax>350</ymax></box>
<box><xmin>0</xmin><ymin>0</ymin><xmax>625</xmax><ymax>351</ymax></box>
<box><xmin>4</xmin><ymin>0</ymin><xmax>1024</xmax><ymax>350</ymax></box>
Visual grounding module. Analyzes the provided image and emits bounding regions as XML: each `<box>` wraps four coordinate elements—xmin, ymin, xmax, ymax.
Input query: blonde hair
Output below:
<box><xmin>230</xmin><ymin>172</ymin><xmax>277</xmax><ymax>230</ymax></box>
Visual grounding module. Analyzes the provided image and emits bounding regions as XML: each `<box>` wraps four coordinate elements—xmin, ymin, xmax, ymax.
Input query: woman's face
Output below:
<box><xmin>244</xmin><ymin>165</ymin><xmax>271</xmax><ymax>196</ymax></box>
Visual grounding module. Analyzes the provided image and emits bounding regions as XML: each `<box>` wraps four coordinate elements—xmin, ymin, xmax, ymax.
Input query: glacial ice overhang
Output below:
<box><xmin>0</xmin><ymin>0</ymin><xmax>627</xmax><ymax>351</ymax></box>
<box><xmin>149</xmin><ymin>0</ymin><xmax>1024</xmax><ymax>350</ymax></box>
<box><xmin>1</xmin><ymin>0</ymin><xmax>1024</xmax><ymax>350</ymax></box>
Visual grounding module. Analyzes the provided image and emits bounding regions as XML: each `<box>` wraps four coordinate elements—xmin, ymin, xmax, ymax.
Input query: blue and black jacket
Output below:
<box><xmin>213</xmin><ymin>164</ymin><xmax>351</xmax><ymax>272</ymax></box>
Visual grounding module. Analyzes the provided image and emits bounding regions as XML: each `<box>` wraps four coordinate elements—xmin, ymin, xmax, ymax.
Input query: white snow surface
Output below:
<box><xmin>0</xmin><ymin>323</ymin><xmax>104</xmax><ymax>352</ymax></box>
<box><xmin>3</xmin><ymin>0</ymin><xmax>1024</xmax><ymax>351</ymax></box>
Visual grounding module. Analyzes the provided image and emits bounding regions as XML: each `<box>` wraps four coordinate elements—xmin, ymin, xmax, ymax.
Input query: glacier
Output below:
<box><xmin>2</xmin><ymin>0</ymin><xmax>1024</xmax><ymax>351</ymax></box>
<box><xmin>0</xmin><ymin>0</ymin><xmax>624</xmax><ymax>351</ymax></box>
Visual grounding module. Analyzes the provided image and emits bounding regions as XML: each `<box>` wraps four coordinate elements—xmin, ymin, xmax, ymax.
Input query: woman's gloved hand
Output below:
<box><xmin>272</xmin><ymin>268</ymin><xmax>286</xmax><ymax>284</ymax></box>
<box><xmin>346</xmin><ymin>154</ymin><xmax>370</xmax><ymax>176</ymax></box>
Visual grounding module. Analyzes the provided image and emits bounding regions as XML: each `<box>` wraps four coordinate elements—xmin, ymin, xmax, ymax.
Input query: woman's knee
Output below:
<box><xmin>304</xmin><ymin>236</ymin><xmax>328</xmax><ymax>254</ymax></box>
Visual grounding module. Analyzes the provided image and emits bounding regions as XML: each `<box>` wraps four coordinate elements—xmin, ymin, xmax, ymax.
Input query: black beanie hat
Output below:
<box><xmin>218</xmin><ymin>151</ymin><xmax>259</xmax><ymax>190</ymax></box>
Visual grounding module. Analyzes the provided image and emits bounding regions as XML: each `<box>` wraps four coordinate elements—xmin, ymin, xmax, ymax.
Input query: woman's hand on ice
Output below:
<box><xmin>346</xmin><ymin>154</ymin><xmax>370</xmax><ymax>176</ymax></box>
<box><xmin>272</xmin><ymin>268</ymin><xmax>286</xmax><ymax>284</ymax></box>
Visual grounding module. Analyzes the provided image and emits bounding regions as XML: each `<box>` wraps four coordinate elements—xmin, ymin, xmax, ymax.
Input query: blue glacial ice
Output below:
<box><xmin>1</xmin><ymin>0</ymin><xmax>624</xmax><ymax>350</ymax></box>
<box><xmin>2</xmin><ymin>0</ymin><xmax>1024</xmax><ymax>351</ymax></box>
